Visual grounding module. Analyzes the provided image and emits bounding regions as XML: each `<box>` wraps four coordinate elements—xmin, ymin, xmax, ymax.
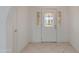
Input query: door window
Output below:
<box><xmin>44</xmin><ymin>13</ymin><xmax>55</xmax><ymax>27</ymax></box>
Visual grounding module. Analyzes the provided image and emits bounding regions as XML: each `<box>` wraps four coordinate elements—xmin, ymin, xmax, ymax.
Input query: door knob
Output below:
<box><xmin>14</xmin><ymin>29</ymin><xmax>17</xmax><ymax>32</ymax></box>
<box><xmin>54</xmin><ymin>25</ymin><xmax>56</xmax><ymax>29</ymax></box>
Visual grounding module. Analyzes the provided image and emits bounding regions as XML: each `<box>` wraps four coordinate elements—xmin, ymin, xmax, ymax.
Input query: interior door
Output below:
<box><xmin>41</xmin><ymin>9</ymin><xmax>57</xmax><ymax>42</ymax></box>
<box><xmin>12</xmin><ymin>7</ymin><xmax>17</xmax><ymax>52</ymax></box>
<box><xmin>7</xmin><ymin>7</ymin><xmax>17</xmax><ymax>52</ymax></box>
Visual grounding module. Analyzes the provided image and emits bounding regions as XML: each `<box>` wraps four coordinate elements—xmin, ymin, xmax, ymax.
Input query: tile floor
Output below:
<box><xmin>22</xmin><ymin>42</ymin><xmax>77</xmax><ymax>53</ymax></box>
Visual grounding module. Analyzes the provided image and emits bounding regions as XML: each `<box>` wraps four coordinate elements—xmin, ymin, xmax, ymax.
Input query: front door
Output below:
<box><xmin>41</xmin><ymin>8</ymin><xmax>57</xmax><ymax>42</ymax></box>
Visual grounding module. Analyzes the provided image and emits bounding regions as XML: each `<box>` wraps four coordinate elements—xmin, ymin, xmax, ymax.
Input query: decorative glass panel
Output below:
<box><xmin>44</xmin><ymin>13</ymin><xmax>55</xmax><ymax>27</ymax></box>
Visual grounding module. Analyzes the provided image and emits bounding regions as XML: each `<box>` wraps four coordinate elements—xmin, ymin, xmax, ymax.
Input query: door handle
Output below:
<box><xmin>14</xmin><ymin>29</ymin><xmax>17</xmax><ymax>32</ymax></box>
<box><xmin>54</xmin><ymin>25</ymin><xmax>56</xmax><ymax>29</ymax></box>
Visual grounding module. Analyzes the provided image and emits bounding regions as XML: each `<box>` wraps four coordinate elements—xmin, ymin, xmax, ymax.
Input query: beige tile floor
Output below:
<box><xmin>22</xmin><ymin>42</ymin><xmax>78</xmax><ymax>53</ymax></box>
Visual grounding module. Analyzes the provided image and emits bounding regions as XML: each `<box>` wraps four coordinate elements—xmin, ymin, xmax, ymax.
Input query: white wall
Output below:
<box><xmin>29</xmin><ymin>6</ymin><xmax>70</xmax><ymax>43</ymax></box>
<box><xmin>0</xmin><ymin>6</ymin><xmax>11</xmax><ymax>52</ymax></box>
<box><xmin>69</xmin><ymin>7</ymin><xmax>79</xmax><ymax>52</ymax></box>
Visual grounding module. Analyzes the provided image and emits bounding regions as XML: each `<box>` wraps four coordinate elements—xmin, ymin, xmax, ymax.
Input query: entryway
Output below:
<box><xmin>7</xmin><ymin>6</ymin><xmax>79</xmax><ymax>53</ymax></box>
<box><xmin>21</xmin><ymin>7</ymin><xmax>77</xmax><ymax>53</ymax></box>
<box><xmin>32</xmin><ymin>8</ymin><xmax>58</xmax><ymax>43</ymax></box>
